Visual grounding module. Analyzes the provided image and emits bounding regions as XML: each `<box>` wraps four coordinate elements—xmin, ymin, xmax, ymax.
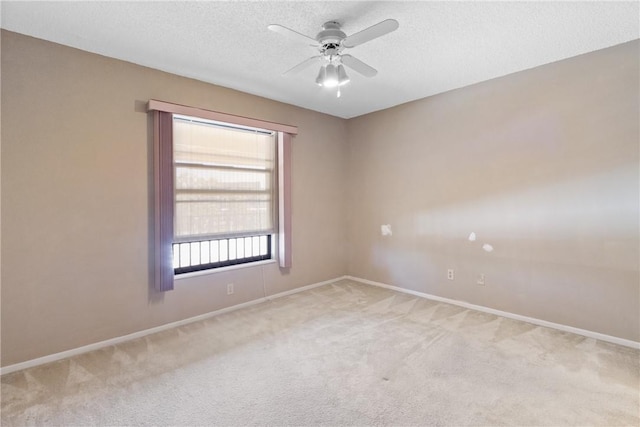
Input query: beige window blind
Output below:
<box><xmin>173</xmin><ymin>115</ymin><xmax>276</xmax><ymax>241</ymax></box>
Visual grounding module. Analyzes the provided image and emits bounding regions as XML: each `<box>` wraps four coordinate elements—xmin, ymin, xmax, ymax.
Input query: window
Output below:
<box><xmin>172</xmin><ymin>115</ymin><xmax>275</xmax><ymax>274</ymax></box>
<box><xmin>149</xmin><ymin>100</ymin><xmax>296</xmax><ymax>291</ymax></box>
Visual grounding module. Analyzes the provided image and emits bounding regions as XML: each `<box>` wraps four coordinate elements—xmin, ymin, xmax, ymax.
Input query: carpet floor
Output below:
<box><xmin>1</xmin><ymin>279</ymin><xmax>639</xmax><ymax>426</ymax></box>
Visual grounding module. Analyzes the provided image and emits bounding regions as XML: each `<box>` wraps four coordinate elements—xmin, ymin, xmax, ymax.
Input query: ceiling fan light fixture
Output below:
<box><xmin>337</xmin><ymin>64</ymin><xmax>350</xmax><ymax>86</ymax></box>
<box><xmin>323</xmin><ymin>63</ymin><xmax>339</xmax><ymax>88</ymax></box>
<box><xmin>315</xmin><ymin>65</ymin><xmax>326</xmax><ymax>86</ymax></box>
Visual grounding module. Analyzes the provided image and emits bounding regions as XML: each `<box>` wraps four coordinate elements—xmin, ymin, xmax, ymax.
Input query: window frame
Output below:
<box><xmin>148</xmin><ymin>100</ymin><xmax>296</xmax><ymax>291</ymax></box>
<box><xmin>172</xmin><ymin>114</ymin><xmax>277</xmax><ymax>273</ymax></box>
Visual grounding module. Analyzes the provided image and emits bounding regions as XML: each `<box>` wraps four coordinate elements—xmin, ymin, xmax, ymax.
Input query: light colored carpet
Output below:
<box><xmin>2</xmin><ymin>279</ymin><xmax>639</xmax><ymax>426</ymax></box>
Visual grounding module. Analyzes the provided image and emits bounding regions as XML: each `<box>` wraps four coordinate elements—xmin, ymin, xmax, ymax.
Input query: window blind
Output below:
<box><xmin>173</xmin><ymin>115</ymin><xmax>276</xmax><ymax>241</ymax></box>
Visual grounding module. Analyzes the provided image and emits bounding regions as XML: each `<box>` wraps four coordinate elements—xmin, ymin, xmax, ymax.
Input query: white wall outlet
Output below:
<box><xmin>227</xmin><ymin>283</ymin><xmax>234</xmax><ymax>295</ymax></box>
<box><xmin>447</xmin><ymin>269</ymin><xmax>454</xmax><ymax>280</ymax></box>
<box><xmin>477</xmin><ymin>274</ymin><xmax>485</xmax><ymax>286</ymax></box>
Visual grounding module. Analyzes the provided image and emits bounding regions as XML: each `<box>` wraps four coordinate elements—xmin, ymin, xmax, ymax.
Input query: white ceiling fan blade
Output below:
<box><xmin>268</xmin><ymin>24</ymin><xmax>319</xmax><ymax>46</ymax></box>
<box><xmin>283</xmin><ymin>56</ymin><xmax>323</xmax><ymax>75</ymax></box>
<box><xmin>341</xmin><ymin>54</ymin><xmax>377</xmax><ymax>77</ymax></box>
<box><xmin>342</xmin><ymin>19</ymin><xmax>399</xmax><ymax>48</ymax></box>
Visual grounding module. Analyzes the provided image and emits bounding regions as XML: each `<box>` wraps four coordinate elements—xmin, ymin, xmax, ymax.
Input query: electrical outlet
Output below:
<box><xmin>227</xmin><ymin>283</ymin><xmax>234</xmax><ymax>295</ymax></box>
<box><xmin>447</xmin><ymin>269</ymin><xmax>454</xmax><ymax>280</ymax></box>
<box><xmin>477</xmin><ymin>274</ymin><xmax>485</xmax><ymax>286</ymax></box>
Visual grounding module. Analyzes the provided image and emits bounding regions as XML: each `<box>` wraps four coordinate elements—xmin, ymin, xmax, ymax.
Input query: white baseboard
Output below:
<box><xmin>3</xmin><ymin>273</ymin><xmax>636</xmax><ymax>375</ymax></box>
<box><xmin>0</xmin><ymin>275</ymin><xmax>348</xmax><ymax>376</ymax></box>
<box><xmin>346</xmin><ymin>275</ymin><xmax>640</xmax><ymax>350</ymax></box>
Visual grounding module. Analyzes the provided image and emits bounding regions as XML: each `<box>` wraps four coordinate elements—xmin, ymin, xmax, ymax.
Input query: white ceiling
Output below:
<box><xmin>1</xmin><ymin>1</ymin><xmax>638</xmax><ymax>119</ymax></box>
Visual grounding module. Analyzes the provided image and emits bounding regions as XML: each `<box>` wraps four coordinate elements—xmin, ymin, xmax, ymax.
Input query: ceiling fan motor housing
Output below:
<box><xmin>316</xmin><ymin>21</ymin><xmax>347</xmax><ymax>46</ymax></box>
<box><xmin>318</xmin><ymin>21</ymin><xmax>346</xmax><ymax>51</ymax></box>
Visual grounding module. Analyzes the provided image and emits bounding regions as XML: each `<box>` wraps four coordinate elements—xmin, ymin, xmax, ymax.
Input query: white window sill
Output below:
<box><xmin>174</xmin><ymin>259</ymin><xmax>277</xmax><ymax>281</ymax></box>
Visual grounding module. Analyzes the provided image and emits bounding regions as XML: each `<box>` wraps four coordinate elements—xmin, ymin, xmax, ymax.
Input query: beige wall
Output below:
<box><xmin>347</xmin><ymin>40</ymin><xmax>639</xmax><ymax>341</ymax></box>
<box><xmin>1</xmin><ymin>31</ymin><xmax>348</xmax><ymax>366</ymax></box>
<box><xmin>2</xmin><ymin>31</ymin><xmax>638</xmax><ymax>367</ymax></box>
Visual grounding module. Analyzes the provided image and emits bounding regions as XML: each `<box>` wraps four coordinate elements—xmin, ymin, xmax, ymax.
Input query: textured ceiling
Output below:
<box><xmin>1</xmin><ymin>1</ymin><xmax>638</xmax><ymax>118</ymax></box>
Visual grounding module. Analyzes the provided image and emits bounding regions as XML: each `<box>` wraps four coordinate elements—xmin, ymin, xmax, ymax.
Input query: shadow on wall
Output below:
<box><xmin>372</xmin><ymin>161</ymin><xmax>638</xmax><ymax>279</ymax></box>
<box><xmin>412</xmin><ymin>163</ymin><xmax>638</xmax><ymax>269</ymax></box>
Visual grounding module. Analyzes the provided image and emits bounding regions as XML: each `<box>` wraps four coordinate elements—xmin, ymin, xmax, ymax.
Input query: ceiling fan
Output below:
<box><xmin>268</xmin><ymin>19</ymin><xmax>399</xmax><ymax>97</ymax></box>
